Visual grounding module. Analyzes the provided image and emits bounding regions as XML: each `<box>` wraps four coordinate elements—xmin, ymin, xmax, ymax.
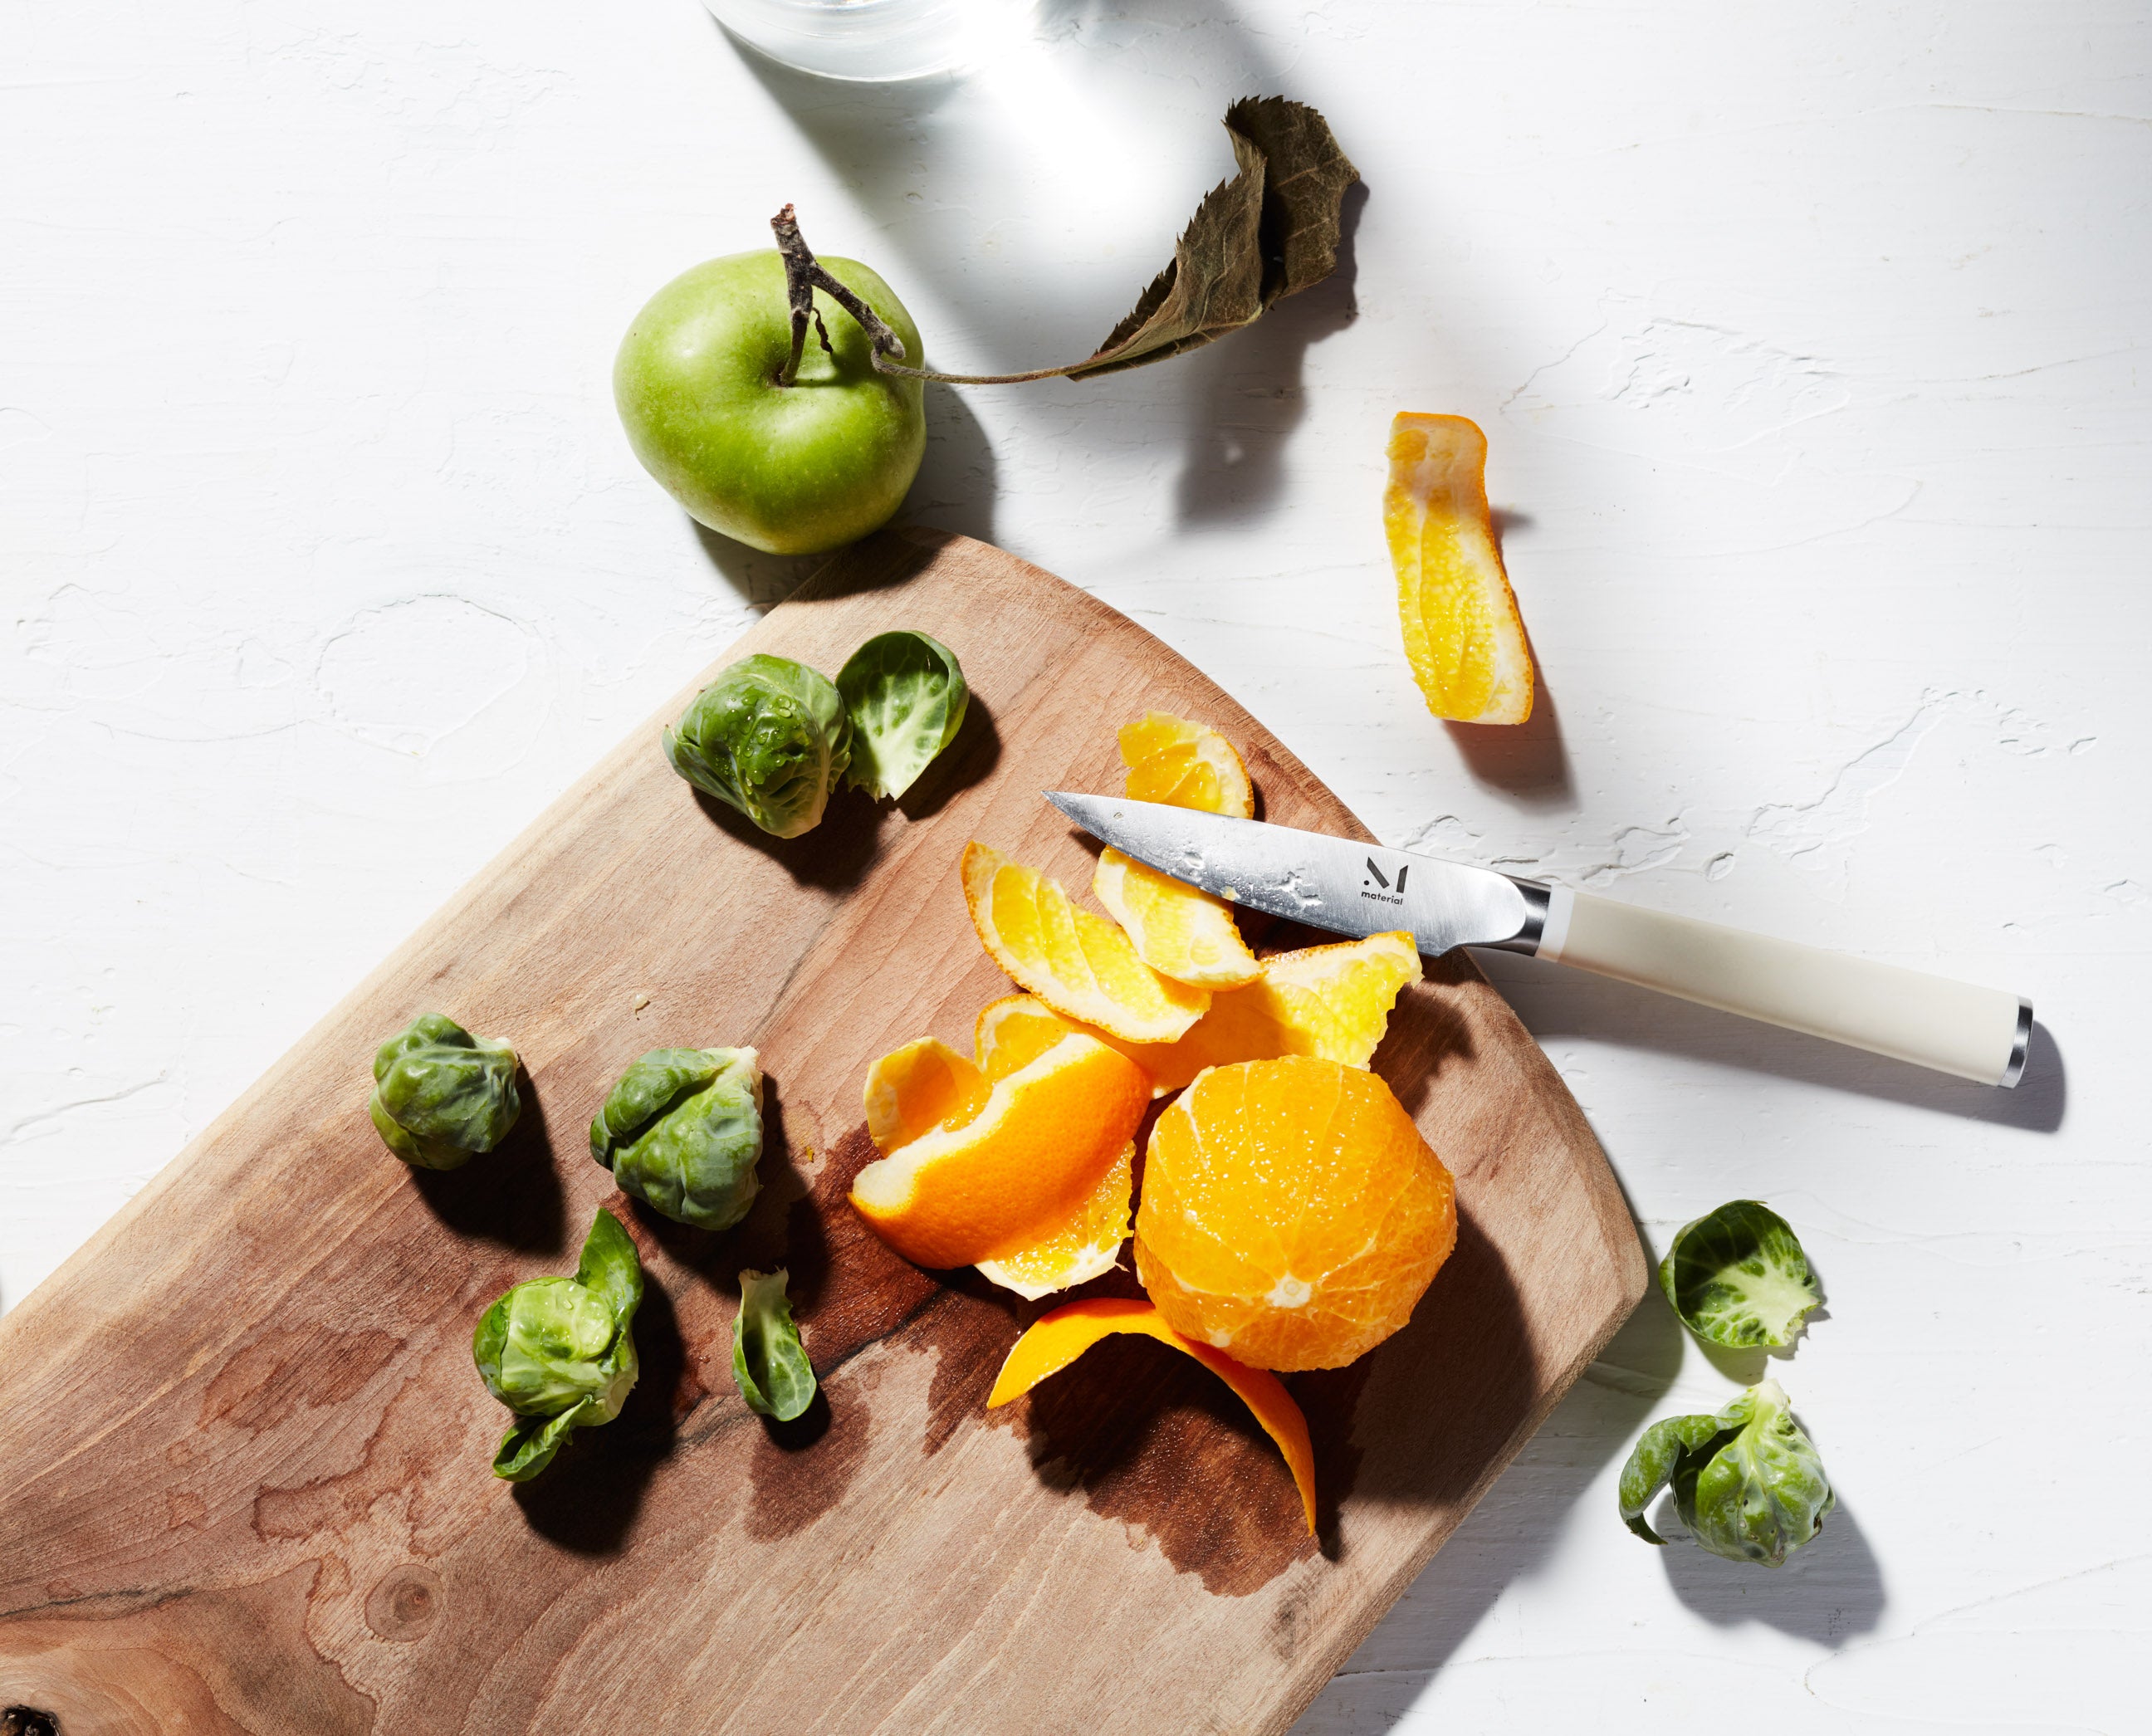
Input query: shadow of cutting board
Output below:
<box><xmin>0</xmin><ymin>530</ymin><xmax>1646</xmax><ymax>1735</ymax></box>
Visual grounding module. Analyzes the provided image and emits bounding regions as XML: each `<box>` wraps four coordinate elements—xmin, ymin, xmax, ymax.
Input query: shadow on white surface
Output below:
<box><xmin>1492</xmin><ymin>956</ymin><xmax>2066</xmax><ymax>1134</ymax></box>
<box><xmin>1289</xmin><ymin>1299</ymin><xmax>1686</xmax><ymax>1732</ymax></box>
<box><xmin>689</xmin><ymin>521</ymin><xmax>820</xmax><ymax>613</ymax></box>
<box><xmin>1654</xmin><ymin>1500</ymin><xmax>1887</xmax><ymax>1644</ymax></box>
<box><xmin>1173</xmin><ymin>178</ymin><xmax>1366</xmax><ymax>529</ymax></box>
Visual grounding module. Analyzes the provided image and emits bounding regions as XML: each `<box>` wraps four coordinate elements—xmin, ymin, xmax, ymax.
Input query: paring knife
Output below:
<box><xmin>1044</xmin><ymin>792</ymin><xmax>2033</xmax><ymax>1088</ymax></box>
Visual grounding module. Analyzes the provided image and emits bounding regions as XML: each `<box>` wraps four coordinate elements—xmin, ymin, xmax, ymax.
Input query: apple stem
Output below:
<box><xmin>771</xmin><ymin>203</ymin><xmax>910</xmax><ymax>385</ymax></box>
<box><xmin>770</xmin><ymin>204</ymin><xmax>1070</xmax><ymax>387</ymax></box>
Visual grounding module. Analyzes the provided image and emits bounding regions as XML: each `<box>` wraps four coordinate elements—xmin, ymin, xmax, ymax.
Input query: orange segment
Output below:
<box><xmin>986</xmin><ymin>1297</ymin><xmax>1316</xmax><ymax>1533</ymax></box>
<box><xmin>1134</xmin><ymin>1056</ymin><xmax>1456</xmax><ymax>1371</ymax></box>
<box><xmin>1118</xmin><ymin>712</ymin><xmax>1255</xmax><ymax>819</ymax></box>
<box><xmin>975</xmin><ymin>1142</ymin><xmax>1133</xmax><ymax>1301</ymax></box>
<box><xmin>961</xmin><ymin>842</ymin><xmax>1208</xmax><ymax>1044</ymax></box>
<box><xmin>1108</xmin><ymin>931</ymin><xmax>1422</xmax><ymax>1094</ymax></box>
<box><xmin>1385</xmin><ymin>413</ymin><xmax>1533</xmax><ymax>725</ymax></box>
<box><xmin>852</xmin><ymin>1029</ymin><xmax>1151</xmax><ymax>1271</ymax></box>
<box><xmin>1093</xmin><ymin>848</ymin><xmax>1261</xmax><ymax>989</ymax></box>
<box><xmin>864</xmin><ymin>1037</ymin><xmax>986</xmax><ymax>1152</ymax></box>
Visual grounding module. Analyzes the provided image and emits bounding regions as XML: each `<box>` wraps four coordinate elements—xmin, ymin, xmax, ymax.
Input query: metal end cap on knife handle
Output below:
<box><xmin>1999</xmin><ymin>996</ymin><xmax>2034</xmax><ymax>1088</ymax></box>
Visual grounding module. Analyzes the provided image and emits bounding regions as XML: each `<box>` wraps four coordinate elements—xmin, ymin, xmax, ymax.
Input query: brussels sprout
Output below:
<box><xmin>473</xmin><ymin>1207</ymin><xmax>643</xmax><ymax>1481</ymax></box>
<box><xmin>589</xmin><ymin>1046</ymin><xmax>765</xmax><ymax>1231</ymax></box>
<box><xmin>1619</xmin><ymin>1377</ymin><xmax>1835</xmax><ymax>1566</ymax></box>
<box><xmin>369</xmin><ymin>1012</ymin><xmax>521</xmax><ymax>1171</ymax></box>
<box><xmin>664</xmin><ymin>653</ymin><xmax>851</xmax><ymax>838</ymax></box>
<box><xmin>835</xmin><ymin>630</ymin><xmax>969</xmax><ymax>801</ymax></box>
<box><xmin>1660</xmin><ymin>1199</ymin><xmax>1821</xmax><ymax>1348</ymax></box>
<box><xmin>732</xmin><ymin>1267</ymin><xmax>817</xmax><ymax>1422</ymax></box>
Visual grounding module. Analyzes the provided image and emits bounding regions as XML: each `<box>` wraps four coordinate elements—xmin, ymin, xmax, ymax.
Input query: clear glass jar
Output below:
<box><xmin>702</xmin><ymin>0</ymin><xmax>1039</xmax><ymax>83</ymax></box>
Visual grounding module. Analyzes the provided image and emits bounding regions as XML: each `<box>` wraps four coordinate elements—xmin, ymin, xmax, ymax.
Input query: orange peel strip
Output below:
<box><xmin>986</xmin><ymin>1297</ymin><xmax>1317</xmax><ymax>1534</ymax></box>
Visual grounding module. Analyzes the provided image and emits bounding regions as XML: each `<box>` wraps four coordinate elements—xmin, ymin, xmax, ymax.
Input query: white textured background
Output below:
<box><xmin>3</xmin><ymin>1</ymin><xmax>2147</xmax><ymax>1728</ymax></box>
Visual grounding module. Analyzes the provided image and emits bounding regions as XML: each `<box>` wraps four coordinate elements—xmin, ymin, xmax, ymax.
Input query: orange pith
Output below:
<box><xmin>1133</xmin><ymin>1056</ymin><xmax>1456</xmax><ymax>1372</ymax></box>
<box><xmin>851</xmin><ymin>1029</ymin><xmax>1150</xmax><ymax>1272</ymax></box>
<box><xmin>864</xmin><ymin>1037</ymin><xmax>987</xmax><ymax>1152</ymax></box>
<box><xmin>1118</xmin><ymin>712</ymin><xmax>1255</xmax><ymax>817</ymax></box>
<box><xmin>1385</xmin><ymin>413</ymin><xmax>1533</xmax><ymax>726</ymax></box>
<box><xmin>1094</xmin><ymin>713</ymin><xmax>1262</xmax><ymax>990</ymax></box>
<box><xmin>987</xmin><ymin>1297</ymin><xmax>1316</xmax><ymax>1533</ymax></box>
<box><xmin>961</xmin><ymin>841</ymin><xmax>1208</xmax><ymax>1043</ymax></box>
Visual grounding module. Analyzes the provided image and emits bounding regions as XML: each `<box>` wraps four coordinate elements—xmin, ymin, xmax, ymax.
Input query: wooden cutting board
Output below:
<box><xmin>0</xmin><ymin>530</ymin><xmax>1646</xmax><ymax>1736</ymax></box>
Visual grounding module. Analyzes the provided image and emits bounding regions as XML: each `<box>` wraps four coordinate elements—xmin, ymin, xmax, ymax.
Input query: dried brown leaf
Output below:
<box><xmin>867</xmin><ymin>98</ymin><xmax>1359</xmax><ymax>386</ymax></box>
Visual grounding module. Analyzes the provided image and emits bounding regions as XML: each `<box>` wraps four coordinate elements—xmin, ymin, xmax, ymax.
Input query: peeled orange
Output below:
<box><xmin>1385</xmin><ymin>413</ymin><xmax>1533</xmax><ymax>726</ymax></box>
<box><xmin>1134</xmin><ymin>1056</ymin><xmax>1456</xmax><ymax>1371</ymax></box>
<box><xmin>961</xmin><ymin>841</ymin><xmax>1208</xmax><ymax>1044</ymax></box>
<box><xmin>851</xmin><ymin>1025</ymin><xmax>1148</xmax><ymax>1274</ymax></box>
<box><xmin>988</xmin><ymin>1297</ymin><xmax>1317</xmax><ymax>1533</ymax></box>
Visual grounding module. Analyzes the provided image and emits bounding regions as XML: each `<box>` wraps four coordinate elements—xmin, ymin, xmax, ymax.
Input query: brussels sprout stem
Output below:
<box><xmin>768</xmin><ymin>204</ymin><xmax>1069</xmax><ymax>387</ymax></box>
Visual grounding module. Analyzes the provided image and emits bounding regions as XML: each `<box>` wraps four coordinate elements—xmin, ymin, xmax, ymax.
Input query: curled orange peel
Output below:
<box><xmin>986</xmin><ymin>1297</ymin><xmax>1317</xmax><ymax>1534</ymax></box>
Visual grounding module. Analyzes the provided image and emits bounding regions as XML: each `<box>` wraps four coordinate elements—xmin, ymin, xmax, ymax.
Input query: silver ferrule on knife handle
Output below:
<box><xmin>1507</xmin><ymin>882</ymin><xmax>2032</xmax><ymax>1088</ymax></box>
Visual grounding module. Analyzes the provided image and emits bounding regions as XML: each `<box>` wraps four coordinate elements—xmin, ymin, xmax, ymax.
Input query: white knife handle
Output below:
<box><xmin>1535</xmin><ymin>887</ymin><xmax>2032</xmax><ymax>1086</ymax></box>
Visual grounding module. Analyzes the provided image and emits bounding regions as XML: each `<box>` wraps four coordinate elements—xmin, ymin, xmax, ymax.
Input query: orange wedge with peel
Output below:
<box><xmin>1093</xmin><ymin>849</ymin><xmax>1261</xmax><ymax>990</ymax></box>
<box><xmin>1118</xmin><ymin>711</ymin><xmax>1255</xmax><ymax>818</ymax></box>
<box><xmin>1118</xmin><ymin>930</ymin><xmax>1424</xmax><ymax>1095</ymax></box>
<box><xmin>851</xmin><ymin>1027</ymin><xmax>1149</xmax><ymax>1273</ymax></box>
<box><xmin>1091</xmin><ymin>711</ymin><xmax>1261</xmax><ymax>990</ymax></box>
<box><xmin>987</xmin><ymin>1297</ymin><xmax>1316</xmax><ymax>1533</ymax></box>
<box><xmin>1385</xmin><ymin>413</ymin><xmax>1533</xmax><ymax>726</ymax></box>
<box><xmin>973</xmin><ymin>931</ymin><xmax>1421</xmax><ymax>1098</ymax></box>
<box><xmin>975</xmin><ymin>1142</ymin><xmax>1133</xmax><ymax>1301</ymax></box>
<box><xmin>1135</xmin><ymin>1056</ymin><xmax>1456</xmax><ymax>1372</ymax></box>
<box><xmin>961</xmin><ymin>841</ymin><xmax>1207</xmax><ymax>1043</ymax></box>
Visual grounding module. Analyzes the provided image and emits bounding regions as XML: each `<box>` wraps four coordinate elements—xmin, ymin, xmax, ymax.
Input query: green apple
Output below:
<box><xmin>614</xmin><ymin>251</ymin><xmax>926</xmax><ymax>556</ymax></box>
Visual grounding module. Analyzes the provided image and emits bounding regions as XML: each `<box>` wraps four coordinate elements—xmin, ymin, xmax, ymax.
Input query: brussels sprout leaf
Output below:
<box><xmin>1660</xmin><ymin>1200</ymin><xmax>1821</xmax><ymax>1348</ymax></box>
<box><xmin>733</xmin><ymin>1267</ymin><xmax>817</xmax><ymax>1422</ymax></box>
<box><xmin>1619</xmin><ymin>1379</ymin><xmax>1835</xmax><ymax>1567</ymax></box>
<box><xmin>836</xmin><ymin>632</ymin><xmax>969</xmax><ymax>800</ymax></box>
<box><xmin>495</xmin><ymin>1410</ymin><xmax>580</xmax><ymax>1482</ymax></box>
<box><xmin>1617</xmin><ymin>1407</ymin><xmax>1737</xmax><ymax>1545</ymax></box>
<box><xmin>575</xmin><ymin>1204</ymin><xmax>646</xmax><ymax>1323</ymax></box>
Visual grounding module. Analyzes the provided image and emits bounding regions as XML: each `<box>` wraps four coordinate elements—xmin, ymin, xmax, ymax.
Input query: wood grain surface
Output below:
<box><xmin>0</xmin><ymin>530</ymin><xmax>1646</xmax><ymax>1735</ymax></box>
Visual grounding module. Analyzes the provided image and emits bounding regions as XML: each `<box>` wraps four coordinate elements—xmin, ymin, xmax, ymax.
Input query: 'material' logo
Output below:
<box><xmin>1360</xmin><ymin>858</ymin><xmax>1407</xmax><ymax>906</ymax></box>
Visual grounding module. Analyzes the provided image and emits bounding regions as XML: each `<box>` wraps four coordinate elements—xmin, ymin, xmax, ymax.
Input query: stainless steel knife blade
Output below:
<box><xmin>1043</xmin><ymin>791</ymin><xmax>1548</xmax><ymax>957</ymax></box>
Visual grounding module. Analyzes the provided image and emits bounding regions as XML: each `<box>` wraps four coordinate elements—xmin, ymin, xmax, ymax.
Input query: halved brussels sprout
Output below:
<box><xmin>665</xmin><ymin>653</ymin><xmax>851</xmax><ymax>839</ymax></box>
<box><xmin>732</xmin><ymin>1267</ymin><xmax>816</xmax><ymax>1422</ymax></box>
<box><xmin>473</xmin><ymin>1208</ymin><xmax>643</xmax><ymax>1480</ymax></box>
<box><xmin>369</xmin><ymin>1012</ymin><xmax>521</xmax><ymax>1171</ymax></box>
<box><xmin>1619</xmin><ymin>1377</ymin><xmax>1835</xmax><ymax>1566</ymax></box>
<box><xmin>1660</xmin><ymin>1199</ymin><xmax>1821</xmax><ymax>1348</ymax></box>
<box><xmin>589</xmin><ymin>1046</ymin><xmax>764</xmax><ymax>1231</ymax></box>
<box><xmin>836</xmin><ymin>630</ymin><xmax>969</xmax><ymax>801</ymax></box>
